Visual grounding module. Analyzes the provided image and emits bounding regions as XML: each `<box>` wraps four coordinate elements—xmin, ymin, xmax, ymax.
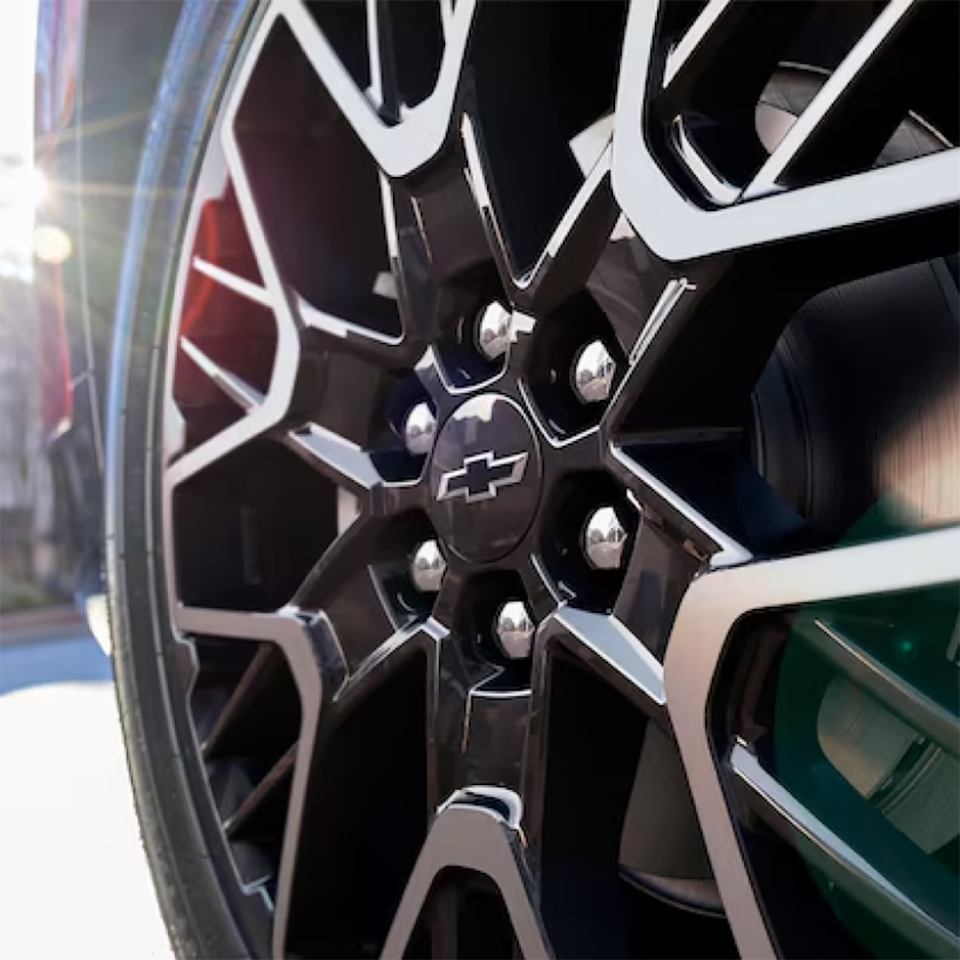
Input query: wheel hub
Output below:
<box><xmin>429</xmin><ymin>393</ymin><xmax>542</xmax><ymax>563</ymax></box>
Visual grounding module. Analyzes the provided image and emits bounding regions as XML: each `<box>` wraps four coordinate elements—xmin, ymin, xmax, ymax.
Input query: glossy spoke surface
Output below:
<box><xmin>157</xmin><ymin>1</ymin><xmax>959</xmax><ymax>957</ymax></box>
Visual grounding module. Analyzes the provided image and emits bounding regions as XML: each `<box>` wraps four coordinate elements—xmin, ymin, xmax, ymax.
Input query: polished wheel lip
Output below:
<box><xmin>156</xmin><ymin>0</ymin><xmax>960</xmax><ymax>956</ymax></box>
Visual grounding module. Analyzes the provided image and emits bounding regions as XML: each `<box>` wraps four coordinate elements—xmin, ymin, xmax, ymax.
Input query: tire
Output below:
<box><xmin>106</xmin><ymin>3</ymin><xmax>959</xmax><ymax>959</ymax></box>
<box><xmin>107</xmin><ymin>4</ymin><xmax>260</xmax><ymax>957</ymax></box>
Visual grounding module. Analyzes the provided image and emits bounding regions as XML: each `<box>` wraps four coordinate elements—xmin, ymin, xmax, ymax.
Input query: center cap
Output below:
<box><xmin>429</xmin><ymin>394</ymin><xmax>542</xmax><ymax>563</ymax></box>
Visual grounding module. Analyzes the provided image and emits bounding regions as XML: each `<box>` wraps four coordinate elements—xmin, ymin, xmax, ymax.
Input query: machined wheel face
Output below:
<box><xmin>157</xmin><ymin>1</ymin><xmax>959</xmax><ymax>957</ymax></box>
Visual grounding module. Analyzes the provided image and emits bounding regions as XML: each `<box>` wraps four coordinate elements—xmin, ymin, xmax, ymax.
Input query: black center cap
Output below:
<box><xmin>429</xmin><ymin>394</ymin><xmax>542</xmax><ymax>563</ymax></box>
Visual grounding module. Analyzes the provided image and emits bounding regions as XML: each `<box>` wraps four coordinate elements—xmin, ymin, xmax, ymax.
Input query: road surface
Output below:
<box><xmin>0</xmin><ymin>632</ymin><xmax>172</xmax><ymax>959</ymax></box>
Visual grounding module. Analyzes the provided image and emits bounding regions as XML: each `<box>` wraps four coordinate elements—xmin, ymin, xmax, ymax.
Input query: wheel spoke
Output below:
<box><xmin>294</xmin><ymin>511</ymin><xmax>428</xmax><ymax>615</ymax></box>
<box><xmin>517</xmin><ymin>555</ymin><xmax>562</xmax><ymax>623</ymax></box>
<box><xmin>461</xmin><ymin>685</ymin><xmax>530</xmax><ymax>794</ymax></box>
<box><xmin>597</xmin><ymin>214</ymin><xmax>953</xmax><ymax>564</ymax></box>
<box><xmin>292</xmin><ymin>190</ymin><xmax>428</xmax><ymax>367</ymax></box>
<box><xmin>180</xmin><ymin>337</ymin><xmax>265</xmax><ymax>413</ymax></box>
<box><xmin>615</xmin><ymin>0</ymin><xmax>959</xmax><ymax>262</ymax></box>
<box><xmin>612</xmin><ymin>510</ymin><xmax>701</xmax><ymax>661</ymax></box>
<box><xmin>730</xmin><ymin>741</ymin><xmax>959</xmax><ymax>959</ymax></box>
<box><xmin>665</xmin><ymin>526</ymin><xmax>960</xmax><ymax>959</ymax></box>
<box><xmin>192</xmin><ymin>256</ymin><xmax>273</xmax><ymax>309</ymax></box>
<box><xmin>277</xmin><ymin>0</ymin><xmax>478</xmax><ymax>178</ymax></box>
<box><xmin>400</xmin><ymin>151</ymin><xmax>494</xmax><ymax>288</ymax></box>
<box><xmin>274</xmin><ymin>621</ymin><xmax>435</xmax><ymax>958</ymax></box>
<box><xmin>364</xmin><ymin>0</ymin><xmax>389</xmax><ymax>113</ymax></box>
<box><xmin>336</xmin><ymin>619</ymin><xmax>442</xmax><ymax>711</ymax></box>
<box><xmin>602</xmin><ymin>272</ymin><xmax>701</xmax><ymax>432</ymax></box>
<box><xmin>744</xmin><ymin>0</ymin><xmax>927</xmax><ymax>198</ymax></box>
<box><xmin>604</xmin><ymin>224</ymin><xmax>952</xmax><ymax>453</ymax></box>
<box><xmin>413</xmin><ymin>348</ymin><xmax>492</xmax><ymax>423</ymax></box>
<box><xmin>175</xmin><ymin>606</ymin><xmax>342</xmax><ymax>711</ymax></box>
<box><xmin>165</xmin><ymin>32</ymin><xmax>305</xmax><ymax>488</ymax></box>
<box><xmin>661</xmin><ymin>0</ymin><xmax>737</xmax><ymax>91</ymax></box>
<box><xmin>523</xmin><ymin>602</ymin><xmax>676</xmax><ymax>958</ymax></box>
<box><xmin>382</xmin><ymin>789</ymin><xmax>551</xmax><ymax>959</ymax></box>
<box><xmin>290</xmin><ymin>173</ymin><xmax>442</xmax><ymax>372</ymax></box>
<box><xmin>167</xmin><ymin>329</ymin><xmax>298</xmax><ymax>489</ymax></box>
<box><xmin>608</xmin><ymin>443</ymin><xmax>752</xmax><ymax>567</ymax></box>
<box><xmin>225</xmin><ymin>742</ymin><xmax>298</xmax><ymax>837</ymax></box>
<box><xmin>462</xmin><ymin>116</ymin><xmax>620</xmax><ymax>316</ymax></box>
<box><xmin>794</xmin><ymin>615</ymin><xmax>958</xmax><ymax>755</ymax></box>
<box><xmin>432</xmin><ymin>637</ymin><xmax>506</xmax><ymax>803</ymax></box>
<box><xmin>658</xmin><ymin>0</ymin><xmax>813</xmax><ymax>123</ymax></box>
<box><xmin>285</xmin><ymin>422</ymin><xmax>390</xmax><ymax>505</ymax></box>
<box><xmin>534</xmin><ymin>606</ymin><xmax>666</xmax><ymax>724</ymax></box>
<box><xmin>535</xmin><ymin>422</ymin><xmax>606</xmax><ymax>478</ymax></box>
<box><xmin>380</xmin><ymin>178</ymin><xmax>443</xmax><ymax>345</ymax></box>
<box><xmin>426</xmin><ymin>882</ymin><xmax>459</xmax><ymax>960</ymax></box>
<box><xmin>171</xmin><ymin>607</ymin><xmax>341</xmax><ymax>958</ymax></box>
<box><xmin>296</xmin><ymin>295</ymin><xmax>405</xmax><ymax>367</ymax></box>
<box><xmin>202</xmin><ymin>644</ymin><xmax>283</xmax><ymax>759</ymax></box>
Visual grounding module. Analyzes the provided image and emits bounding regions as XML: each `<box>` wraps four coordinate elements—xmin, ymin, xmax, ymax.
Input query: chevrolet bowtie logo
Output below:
<box><xmin>437</xmin><ymin>451</ymin><xmax>528</xmax><ymax>504</ymax></box>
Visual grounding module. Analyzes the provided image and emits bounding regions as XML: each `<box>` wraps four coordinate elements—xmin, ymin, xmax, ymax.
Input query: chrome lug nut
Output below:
<box><xmin>411</xmin><ymin>540</ymin><xmax>446</xmax><ymax>593</ymax></box>
<box><xmin>573</xmin><ymin>339</ymin><xmax>616</xmax><ymax>403</ymax></box>
<box><xmin>476</xmin><ymin>302</ymin><xmax>512</xmax><ymax>360</ymax></box>
<box><xmin>403</xmin><ymin>401</ymin><xmax>436</xmax><ymax>456</ymax></box>
<box><xmin>583</xmin><ymin>506</ymin><xmax>628</xmax><ymax>570</ymax></box>
<box><xmin>495</xmin><ymin>601</ymin><xmax>535</xmax><ymax>660</ymax></box>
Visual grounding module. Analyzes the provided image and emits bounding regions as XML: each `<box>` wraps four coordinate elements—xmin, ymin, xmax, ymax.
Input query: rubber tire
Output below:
<box><xmin>105</xmin><ymin>4</ymin><xmax>260</xmax><ymax>957</ymax></box>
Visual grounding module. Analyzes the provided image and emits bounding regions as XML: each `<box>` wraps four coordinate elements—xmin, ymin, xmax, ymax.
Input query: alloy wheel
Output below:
<box><xmin>158</xmin><ymin>1</ymin><xmax>959</xmax><ymax>957</ymax></box>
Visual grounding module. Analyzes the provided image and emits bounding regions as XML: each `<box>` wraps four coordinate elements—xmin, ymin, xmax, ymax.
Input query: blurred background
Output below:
<box><xmin>0</xmin><ymin>2</ymin><xmax>168</xmax><ymax>956</ymax></box>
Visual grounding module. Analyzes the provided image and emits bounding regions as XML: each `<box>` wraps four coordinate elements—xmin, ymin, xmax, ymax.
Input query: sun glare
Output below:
<box><xmin>0</xmin><ymin>0</ymin><xmax>40</xmax><ymax>279</ymax></box>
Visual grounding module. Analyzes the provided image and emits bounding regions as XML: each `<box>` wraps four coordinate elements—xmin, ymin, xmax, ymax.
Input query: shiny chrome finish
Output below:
<box><xmin>495</xmin><ymin>601</ymin><xmax>536</xmax><ymax>660</ymax></box>
<box><xmin>410</xmin><ymin>540</ymin><xmax>446</xmax><ymax>593</ymax></box>
<box><xmin>436</xmin><ymin>450</ymin><xmax>528</xmax><ymax>505</ymax></box>
<box><xmin>672</xmin><ymin>118</ymin><xmax>740</xmax><ymax>207</ymax></box>
<box><xmin>573</xmin><ymin>339</ymin><xmax>616</xmax><ymax>404</ymax></box>
<box><xmin>403</xmin><ymin>401</ymin><xmax>437</xmax><ymax>456</ymax></box>
<box><xmin>476</xmin><ymin>301</ymin><xmax>513</xmax><ymax>360</ymax></box>
<box><xmin>583</xmin><ymin>506</ymin><xmax>628</xmax><ymax>570</ymax></box>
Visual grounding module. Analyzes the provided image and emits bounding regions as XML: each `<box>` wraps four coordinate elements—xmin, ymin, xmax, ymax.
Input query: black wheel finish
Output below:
<box><xmin>109</xmin><ymin>2</ymin><xmax>960</xmax><ymax>959</ymax></box>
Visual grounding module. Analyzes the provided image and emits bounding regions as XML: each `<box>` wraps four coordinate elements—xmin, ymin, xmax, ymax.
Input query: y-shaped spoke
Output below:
<box><xmin>665</xmin><ymin>526</ymin><xmax>960</xmax><ymax>960</ymax></box>
<box><xmin>273</xmin><ymin>619</ymin><xmax>438</xmax><ymax>958</ymax></box>
<box><xmin>462</xmin><ymin>115</ymin><xmax>620</xmax><ymax>316</ymax></box>
<box><xmin>382</xmin><ymin>790</ymin><xmax>551</xmax><ymax>959</ymax></box>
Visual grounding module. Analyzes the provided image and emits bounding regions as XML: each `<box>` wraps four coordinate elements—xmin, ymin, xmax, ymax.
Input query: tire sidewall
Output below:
<box><xmin>105</xmin><ymin>3</ymin><xmax>262</xmax><ymax>957</ymax></box>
